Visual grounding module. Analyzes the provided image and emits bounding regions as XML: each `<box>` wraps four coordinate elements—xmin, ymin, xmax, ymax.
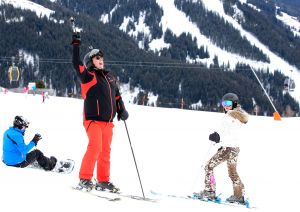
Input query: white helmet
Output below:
<box><xmin>83</xmin><ymin>49</ymin><xmax>104</xmax><ymax>70</ymax></box>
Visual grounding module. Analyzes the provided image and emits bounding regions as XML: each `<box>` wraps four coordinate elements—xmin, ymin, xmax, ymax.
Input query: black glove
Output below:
<box><xmin>118</xmin><ymin>109</ymin><xmax>129</xmax><ymax>121</ymax></box>
<box><xmin>209</xmin><ymin>132</ymin><xmax>220</xmax><ymax>143</ymax></box>
<box><xmin>71</xmin><ymin>32</ymin><xmax>81</xmax><ymax>45</ymax></box>
<box><xmin>32</xmin><ymin>133</ymin><xmax>42</xmax><ymax>146</ymax></box>
<box><xmin>116</xmin><ymin>98</ymin><xmax>129</xmax><ymax>121</ymax></box>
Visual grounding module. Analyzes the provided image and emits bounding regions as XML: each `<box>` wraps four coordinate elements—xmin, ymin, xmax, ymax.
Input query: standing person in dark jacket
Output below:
<box><xmin>2</xmin><ymin>116</ymin><xmax>57</xmax><ymax>171</ymax></box>
<box><xmin>72</xmin><ymin>32</ymin><xmax>129</xmax><ymax>192</ymax></box>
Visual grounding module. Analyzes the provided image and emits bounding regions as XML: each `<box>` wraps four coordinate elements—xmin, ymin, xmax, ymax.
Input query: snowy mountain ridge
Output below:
<box><xmin>1</xmin><ymin>0</ymin><xmax>300</xmax><ymax>106</ymax></box>
<box><xmin>112</xmin><ymin>0</ymin><xmax>300</xmax><ymax>74</ymax></box>
<box><xmin>2</xmin><ymin>0</ymin><xmax>299</xmax><ymax>74</ymax></box>
<box><xmin>0</xmin><ymin>0</ymin><xmax>54</xmax><ymax>18</ymax></box>
<box><xmin>115</xmin><ymin>0</ymin><xmax>300</xmax><ymax>101</ymax></box>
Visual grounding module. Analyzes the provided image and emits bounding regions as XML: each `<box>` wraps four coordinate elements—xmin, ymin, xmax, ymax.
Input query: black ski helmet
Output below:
<box><xmin>222</xmin><ymin>93</ymin><xmax>239</xmax><ymax>109</ymax></box>
<box><xmin>83</xmin><ymin>49</ymin><xmax>104</xmax><ymax>70</ymax></box>
<box><xmin>13</xmin><ymin>116</ymin><xmax>29</xmax><ymax>129</ymax></box>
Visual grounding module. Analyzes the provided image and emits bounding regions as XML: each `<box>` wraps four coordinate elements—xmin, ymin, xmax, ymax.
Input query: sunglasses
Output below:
<box><xmin>21</xmin><ymin>125</ymin><xmax>28</xmax><ymax>130</ymax></box>
<box><xmin>222</xmin><ymin>100</ymin><xmax>233</xmax><ymax>107</ymax></box>
<box><xmin>94</xmin><ymin>56</ymin><xmax>103</xmax><ymax>60</ymax></box>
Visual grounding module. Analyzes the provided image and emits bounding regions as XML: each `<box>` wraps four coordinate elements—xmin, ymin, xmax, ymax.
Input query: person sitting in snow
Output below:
<box><xmin>198</xmin><ymin>93</ymin><xmax>249</xmax><ymax>204</ymax></box>
<box><xmin>2</xmin><ymin>116</ymin><xmax>57</xmax><ymax>171</ymax></box>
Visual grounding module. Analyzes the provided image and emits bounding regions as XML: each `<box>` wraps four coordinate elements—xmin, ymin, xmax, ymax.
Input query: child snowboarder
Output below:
<box><xmin>198</xmin><ymin>93</ymin><xmax>249</xmax><ymax>204</ymax></box>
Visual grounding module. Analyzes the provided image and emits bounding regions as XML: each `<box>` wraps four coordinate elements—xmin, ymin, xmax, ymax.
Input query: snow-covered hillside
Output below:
<box><xmin>0</xmin><ymin>0</ymin><xmax>54</xmax><ymax>18</ymax></box>
<box><xmin>118</xmin><ymin>0</ymin><xmax>299</xmax><ymax>75</ymax></box>
<box><xmin>2</xmin><ymin>0</ymin><xmax>300</xmax><ymax>77</ymax></box>
<box><xmin>116</xmin><ymin>0</ymin><xmax>300</xmax><ymax>102</ymax></box>
<box><xmin>276</xmin><ymin>10</ymin><xmax>300</xmax><ymax>37</ymax></box>
<box><xmin>0</xmin><ymin>91</ymin><xmax>299</xmax><ymax>211</ymax></box>
<box><xmin>2</xmin><ymin>0</ymin><xmax>300</xmax><ymax>103</ymax></box>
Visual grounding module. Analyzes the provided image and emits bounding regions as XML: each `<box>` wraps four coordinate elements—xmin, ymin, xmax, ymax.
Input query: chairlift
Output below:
<box><xmin>289</xmin><ymin>79</ymin><xmax>296</xmax><ymax>91</ymax></box>
<box><xmin>283</xmin><ymin>77</ymin><xmax>295</xmax><ymax>92</ymax></box>
<box><xmin>8</xmin><ymin>65</ymin><xmax>20</xmax><ymax>82</ymax></box>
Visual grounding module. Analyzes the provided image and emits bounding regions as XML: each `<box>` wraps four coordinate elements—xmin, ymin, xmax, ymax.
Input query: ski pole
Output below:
<box><xmin>200</xmin><ymin>142</ymin><xmax>214</xmax><ymax>168</ymax></box>
<box><xmin>189</xmin><ymin>141</ymin><xmax>214</xmax><ymax>193</ymax></box>
<box><xmin>123</xmin><ymin>120</ymin><xmax>145</xmax><ymax>199</ymax></box>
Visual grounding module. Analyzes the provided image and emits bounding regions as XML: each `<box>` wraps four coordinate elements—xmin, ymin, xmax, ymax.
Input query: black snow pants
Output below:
<box><xmin>13</xmin><ymin>149</ymin><xmax>56</xmax><ymax>171</ymax></box>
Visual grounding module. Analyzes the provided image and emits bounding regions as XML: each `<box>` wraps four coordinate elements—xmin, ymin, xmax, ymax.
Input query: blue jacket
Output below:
<box><xmin>2</xmin><ymin>127</ymin><xmax>35</xmax><ymax>165</ymax></box>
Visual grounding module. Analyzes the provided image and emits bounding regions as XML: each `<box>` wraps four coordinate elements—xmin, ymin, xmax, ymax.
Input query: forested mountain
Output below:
<box><xmin>274</xmin><ymin>0</ymin><xmax>300</xmax><ymax>17</ymax></box>
<box><xmin>0</xmin><ymin>0</ymin><xmax>299</xmax><ymax>116</ymax></box>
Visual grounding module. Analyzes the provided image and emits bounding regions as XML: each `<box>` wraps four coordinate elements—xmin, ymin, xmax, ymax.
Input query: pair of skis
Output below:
<box><xmin>150</xmin><ymin>190</ymin><xmax>255</xmax><ymax>209</ymax></box>
<box><xmin>72</xmin><ymin>186</ymin><xmax>156</xmax><ymax>202</ymax></box>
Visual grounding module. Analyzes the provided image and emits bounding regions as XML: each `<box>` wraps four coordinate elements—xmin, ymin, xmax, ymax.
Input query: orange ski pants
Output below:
<box><xmin>79</xmin><ymin>120</ymin><xmax>114</xmax><ymax>182</ymax></box>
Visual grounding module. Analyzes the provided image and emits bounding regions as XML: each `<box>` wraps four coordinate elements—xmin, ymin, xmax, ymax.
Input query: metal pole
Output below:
<box><xmin>249</xmin><ymin>67</ymin><xmax>279</xmax><ymax>113</ymax></box>
<box><xmin>289</xmin><ymin>69</ymin><xmax>293</xmax><ymax>91</ymax></box>
<box><xmin>188</xmin><ymin>142</ymin><xmax>214</xmax><ymax>194</ymax></box>
<box><xmin>123</xmin><ymin>120</ymin><xmax>145</xmax><ymax>199</ymax></box>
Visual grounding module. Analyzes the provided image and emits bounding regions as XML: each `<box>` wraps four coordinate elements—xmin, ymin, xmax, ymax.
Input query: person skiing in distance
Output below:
<box><xmin>2</xmin><ymin>116</ymin><xmax>57</xmax><ymax>171</ymax></box>
<box><xmin>198</xmin><ymin>93</ymin><xmax>249</xmax><ymax>204</ymax></box>
<box><xmin>42</xmin><ymin>91</ymin><xmax>45</xmax><ymax>103</ymax></box>
<box><xmin>72</xmin><ymin>31</ymin><xmax>129</xmax><ymax>192</ymax></box>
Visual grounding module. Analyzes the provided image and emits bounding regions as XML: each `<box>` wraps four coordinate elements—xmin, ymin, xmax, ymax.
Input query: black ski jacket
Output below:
<box><xmin>73</xmin><ymin>44</ymin><xmax>121</xmax><ymax>122</ymax></box>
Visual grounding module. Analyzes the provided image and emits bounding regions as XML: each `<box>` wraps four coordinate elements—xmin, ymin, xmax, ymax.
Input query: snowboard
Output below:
<box><xmin>28</xmin><ymin>159</ymin><xmax>75</xmax><ymax>174</ymax></box>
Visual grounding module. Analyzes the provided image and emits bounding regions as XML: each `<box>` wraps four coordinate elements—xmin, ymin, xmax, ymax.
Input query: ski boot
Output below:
<box><xmin>226</xmin><ymin>195</ymin><xmax>245</xmax><ymax>204</ymax></box>
<box><xmin>95</xmin><ymin>181</ymin><xmax>120</xmax><ymax>193</ymax></box>
<box><xmin>194</xmin><ymin>190</ymin><xmax>218</xmax><ymax>201</ymax></box>
<box><xmin>76</xmin><ymin>179</ymin><xmax>94</xmax><ymax>192</ymax></box>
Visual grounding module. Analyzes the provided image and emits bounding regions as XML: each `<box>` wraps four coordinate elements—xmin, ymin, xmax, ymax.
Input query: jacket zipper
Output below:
<box><xmin>97</xmin><ymin>99</ymin><xmax>100</xmax><ymax>116</ymax></box>
<box><xmin>103</xmin><ymin>73</ymin><xmax>114</xmax><ymax>122</ymax></box>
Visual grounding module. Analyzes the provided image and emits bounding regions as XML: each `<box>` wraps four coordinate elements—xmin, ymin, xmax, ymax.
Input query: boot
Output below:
<box><xmin>78</xmin><ymin>179</ymin><xmax>94</xmax><ymax>192</ymax></box>
<box><xmin>42</xmin><ymin>156</ymin><xmax>57</xmax><ymax>171</ymax></box>
<box><xmin>196</xmin><ymin>190</ymin><xmax>217</xmax><ymax>200</ymax></box>
<box><xmin>49</xmin><ymin>156</ymin><xmax>57</xmax><ymax>170</ymax></box>
<box><xmin>226</xmin><ymin>195</ymin><xmax>245</xmax><ymax>204</ymax></box>
<box><xmin>95</xmin><ymin>181</ymin><xmax>120</xmax><ymax>193</ymax></box>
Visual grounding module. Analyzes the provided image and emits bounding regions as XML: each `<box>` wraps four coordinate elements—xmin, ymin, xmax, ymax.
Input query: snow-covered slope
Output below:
<box><xmin>276</xmin><ymin>10</ymin><xmax>300</xmax><ymax>37</ymax></box>
<box><xmin>0</xmin><ymin>91</ymin><xmax>299</xmax><ymax>211</ymax></box>
<box><xmin>0</xmin><ymin>0</ymin><xmax>54</xmax><ymax>18</ymax></box>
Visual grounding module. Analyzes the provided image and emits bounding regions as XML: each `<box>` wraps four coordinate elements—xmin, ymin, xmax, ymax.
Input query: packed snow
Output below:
<box><xmin>0</xmin><ymin>90</ymin><xmax>299</xmax><ymax>211</ymax></box>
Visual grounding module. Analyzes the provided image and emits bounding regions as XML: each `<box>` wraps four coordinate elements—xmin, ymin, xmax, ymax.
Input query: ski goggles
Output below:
<box><xmin>94</xmin><ymin>56</ymin><xmax>103</xmax><ymax>60</ymax></box>
<box><xmin>222</xmin><ymin>100</ymin><xmax>233</xmax><ymax>107</ymax></box>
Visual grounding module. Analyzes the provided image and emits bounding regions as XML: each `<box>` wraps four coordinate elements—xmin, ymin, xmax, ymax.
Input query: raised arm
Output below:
<box><xmin>72</xmin><ymin>32</ymin><xmax>83</xmax><ymax>74</ymax></box>
<box><xmin>71</xmin><ymin>33</ymin><xmax>94</xmax><ymax>84</ymax></box>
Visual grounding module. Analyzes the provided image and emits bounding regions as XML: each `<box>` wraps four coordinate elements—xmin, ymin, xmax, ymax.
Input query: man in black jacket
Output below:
<box><xmin>72</xmin><ymin>32</ymin><xmax>128</xmax><ymax>192</ymax></box>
